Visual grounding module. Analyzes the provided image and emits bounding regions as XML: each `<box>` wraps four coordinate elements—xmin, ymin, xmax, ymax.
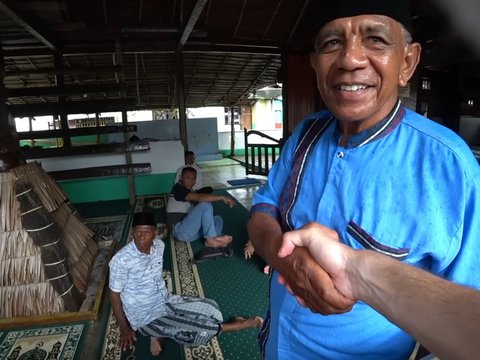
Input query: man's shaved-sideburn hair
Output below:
<box><xmin>181</xmin><ymin>166</ymin><xmax>197</xmax><ymax>176</ymax></box>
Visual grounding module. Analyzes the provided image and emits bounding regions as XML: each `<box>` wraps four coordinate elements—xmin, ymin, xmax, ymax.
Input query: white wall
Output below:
<box><xmin>218</xmin><ymin>130</ymin><xmax>282</xmax><ymax>150</ymax></box>
<box><xmin>30</xmin><ymin>140</ymin><xmax>183</xmax><ymax>174</ymax></box>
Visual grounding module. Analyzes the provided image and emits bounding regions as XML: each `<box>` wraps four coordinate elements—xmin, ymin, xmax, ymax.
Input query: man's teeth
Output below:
<box><xmin>339</xmin><ymin>85</ymin><xmax>367</xmax><ymax>91</ymax></box>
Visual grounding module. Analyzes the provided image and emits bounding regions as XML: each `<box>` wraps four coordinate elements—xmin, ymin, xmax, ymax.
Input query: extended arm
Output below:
<box><xmin>279</xmin><ymin>223</ymin><xmax>480</xmax><ymax>359</ymax></box>
<box><xmin>186</xmin><ymin>192</ymin><xmax>235</xmax><ymax>207</ymax></box>
<box><xmin>356</xmin><ymin>250</ymin><xmax>480</xmax><ymax>359</ymax></box>
<box><xmin>247</xmin><ymin>212</ymin><xmax>355</xmax><ymax>314</ymax></box>
<box><xmin>110</xmin><ymin>290</ymin><xmax>137</xmax><ymax>351</ymax></box>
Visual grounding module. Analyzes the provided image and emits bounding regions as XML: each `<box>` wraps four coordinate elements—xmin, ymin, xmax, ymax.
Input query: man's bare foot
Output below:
<box><xmin>150</xmin><ymin>337</ymin><xmax>164</xmax><ymax>356</ymax></box>
<box><xmin>263</xmin><ymin>265</ymin><xmax>270</xmax><ymax>274</ymax></box>
<box><xmin>220</xmin><ymin>316</ymin><xmax>263</xmax><ymax>332</ymax></box>
<box><xmin>205</xmin><ymin>235</ymin><xmax>233</xmax><ymax>248</ymax></box>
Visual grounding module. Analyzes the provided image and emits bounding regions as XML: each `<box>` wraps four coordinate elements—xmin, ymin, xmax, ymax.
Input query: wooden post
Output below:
<box><xmin>175</xmin><ymin>49</ymin><xmax>188</xmax><ymax>151</ymax></box>
<box><xmin>116</xmin><ymin>40</ymin><xmax>136</xmax><ymax>205</ymax></box>
<box><xmin>54</xmin><ymin>53</ymin><xmax>71</xmax><ymax>147</ymax></box>
<box><xmin>230</xmin><ymin>107</ymin><xmax>235</xmax><ymax>156</ymax></box>
<box><xmin>0</xmin><ymin>46</ymin><xmax>25</xmax><ymax>170</ymax></box>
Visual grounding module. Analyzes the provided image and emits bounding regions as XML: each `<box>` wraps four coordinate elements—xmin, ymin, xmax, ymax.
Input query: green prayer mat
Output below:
<box><xmin>0</xmin><ymin>323</ymin><xmax>87</xmax><ymax>360</ymax></box>
<box><xmin>191</xmin><ymin>189</ymin><xmax>269</xmax><ymax>360</ymax></box>
<box><xmin>100</xmin><ymin>192</ymin><xmax>268</xmax><ymax>359</ymax></box>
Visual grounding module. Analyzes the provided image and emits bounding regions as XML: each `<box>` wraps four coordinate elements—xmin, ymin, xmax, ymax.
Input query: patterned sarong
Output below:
<box><xmin>137</xmin><ymin>295</ymin><xmax>223</xmax><ymax>347</ymax></box>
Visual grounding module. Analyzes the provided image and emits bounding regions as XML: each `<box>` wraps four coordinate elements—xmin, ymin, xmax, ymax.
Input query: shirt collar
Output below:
<box><xmin>333</xmin><ymin>99</ymin><xmax>405</xmax><ymax>148</ymax></box>
<box><xmin>131</xmin><ymin>239</ymin><xmax>157</xmax><ymax>257</ymax></box>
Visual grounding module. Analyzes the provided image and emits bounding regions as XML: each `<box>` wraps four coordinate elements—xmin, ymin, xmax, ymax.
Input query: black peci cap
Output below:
<box><xmin>132</xmin><ymin>212</ymin><xmax>156</xmax><ymax>227</ymax></box>
<box><xmin>316</xmin><ymin>0</ymin><xmax>413</xmax><ymax>34</ymax></box>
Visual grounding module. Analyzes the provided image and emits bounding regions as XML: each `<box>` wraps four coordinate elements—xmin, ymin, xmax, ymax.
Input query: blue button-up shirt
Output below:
<box><xmin>252</xmin><ymin>102</ymin><xmax>480</xmax><ymax>359</ymax></box>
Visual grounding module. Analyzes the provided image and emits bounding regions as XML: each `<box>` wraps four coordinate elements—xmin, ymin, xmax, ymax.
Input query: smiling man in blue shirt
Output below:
<box><xmin>247</xmin><ymin>1</ymin><xmax>480</xmax><ymax>359</ymax></box>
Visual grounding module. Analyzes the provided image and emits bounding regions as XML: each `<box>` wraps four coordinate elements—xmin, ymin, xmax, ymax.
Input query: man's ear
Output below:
<box><xmin>399</xmin><ymin>43</ymin><xmax>421</xmax><ymax>87</ymax></box>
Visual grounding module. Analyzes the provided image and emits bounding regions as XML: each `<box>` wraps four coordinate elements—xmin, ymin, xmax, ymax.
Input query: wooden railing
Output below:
<box><xmin>244</xmin><ymin>128</ymin><xmax>282</xmax><ymax>176</ymax></box>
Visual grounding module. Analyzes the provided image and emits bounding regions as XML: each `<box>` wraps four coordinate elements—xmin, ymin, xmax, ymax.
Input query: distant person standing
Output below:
<box><xmin>174</xmin><ymin>151</ymin><xmax>204</xmax><ymax>191</ymax></box>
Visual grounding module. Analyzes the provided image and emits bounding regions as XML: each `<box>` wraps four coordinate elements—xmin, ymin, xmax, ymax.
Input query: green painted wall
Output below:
<box><xmin>134</xmin><ymin>173</ymin><xmax>176</xmax><ymax>196</ymax></box>
<box><xmin>60</xmin><ymin>173</ymin><xmax>176</xmax><ymax>203</ymax></box>
<box><xmin>219</xmin><ymin>149</ymin><xmax>245</xmax><ymax>156</ymax></box>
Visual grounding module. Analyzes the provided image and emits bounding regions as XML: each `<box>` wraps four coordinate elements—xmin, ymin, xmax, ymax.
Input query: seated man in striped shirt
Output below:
<box><xmin>109</xmin><ymin>212</ymin><xmax>262</xmax><ymax>356</ymax></box>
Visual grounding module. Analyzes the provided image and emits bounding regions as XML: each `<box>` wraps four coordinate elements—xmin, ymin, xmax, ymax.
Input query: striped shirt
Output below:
<box><xmin>109</xmin><ymin>239</ymin><xmax>169</xmax><ymax>329</ymax></box>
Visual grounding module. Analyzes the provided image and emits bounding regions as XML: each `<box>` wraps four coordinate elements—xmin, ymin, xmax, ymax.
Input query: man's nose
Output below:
<box><xmin>338</xmin><ymin>39</ymin><xmax>368</xmax><ymax>70</ymax></box>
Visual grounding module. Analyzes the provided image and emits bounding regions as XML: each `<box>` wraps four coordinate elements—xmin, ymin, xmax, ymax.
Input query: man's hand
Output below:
<box><xmin>276</xmin><ymin>246</ymin><xmax>355</xmax><ymax>314</ymax></box>
<box><xmin>277</xmin><ymin>222</ymin><xmax>357</xmax><ymax>305</ymax></box>
<box><xmin>244</xmin><ymin>240</ymin><xmax>255</xmax><ymax>259</ymax></box>
<box><xmin>119</xmin><ymin>326</ymin><xmax>137</xmax><ymax>352</ymax></box>
<box><xmin>222</xmin><ymin>196</ymin><xmax>236</xmax><ymax>208</ymax></box>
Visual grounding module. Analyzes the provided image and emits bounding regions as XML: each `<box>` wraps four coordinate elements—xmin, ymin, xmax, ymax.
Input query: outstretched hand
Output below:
<box><xmin>222</xmin><ymin>196</ymin><xmax>236</xmax><ymax>208</ymax></box>
<box><xmin>119</xmin><ymin>326</ymin><xmax>137</xmax><ymax>352</ymax></box>
<box><xmin>277</xmin><ymin>222</ymin><xmax>357</xmax><ymax>310</ymax></box>
<box><xmin>244</xmin><ymin>240</ymin><xmax>255</xmax><ymax>259</ymax></box>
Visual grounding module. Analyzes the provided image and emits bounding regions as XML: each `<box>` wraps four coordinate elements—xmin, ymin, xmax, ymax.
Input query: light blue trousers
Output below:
<box><xmin>173</xmin><ymin>202</ymin><xmax>223</xmax><ymax>242</ymax></box>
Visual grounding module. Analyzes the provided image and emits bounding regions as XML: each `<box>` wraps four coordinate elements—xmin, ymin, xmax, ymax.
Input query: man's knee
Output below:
<box><xmin>195</xmin><ymin>202</ymin><xmax>213</xmax><ymax>213</ymax></box>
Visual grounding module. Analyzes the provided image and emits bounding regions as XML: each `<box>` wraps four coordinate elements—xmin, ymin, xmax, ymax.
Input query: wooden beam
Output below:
<box><xmin>48</xmin><ymin>163</ymin><xmax>151</xmax><ymax>181</ymax></box>
<box><xmin>21</xmin><ymin>141</ymin><xmax>150</xmax><ymax>159</ymax></box>
<box><xmin>0</xmin><ymin>0</ymin><xmax>57</xmax><ymax>51</ymax></box>
<box><xmin>5</xmin><ymin>65</ymin><xmax>123</xmax><ymax>77</ymax></box>
<box><xmin>7</xmin><ymin>83</ymin><xmax>124</xmax><ymax>98</ymax></box>
<box><xmin>16</xmin><ymin>125</ymin><xmax>137</xmax><ymax>140</ymax></box>
<box><xmin>8</xmin><ymin>98</ymin><xmax>137</xmax><ymax>117</ymax></box>
<box><xmin>234</xmin><ymin>59</ymin><xmax>273</xmax><ymax>105</ymax></box>
<box><xmin>175</xmin><ymin>49</ymin><xmax>188</xmax><ymax>150</ymax></box>
<box><xmin>177</xmin><ymin>0</ymin><xmax>209</xmax><ymax>50</ymax></box>
<box><xmin>3</xmin><ymin>41</ymin><xmax>282</xmax><ymax>58</ymax></box>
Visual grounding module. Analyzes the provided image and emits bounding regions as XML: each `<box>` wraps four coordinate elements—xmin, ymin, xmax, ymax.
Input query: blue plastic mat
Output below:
<box><xmin>227</xmin><ymin>178</ymin><xmax>261</xmax><ymax>186</ymax></box>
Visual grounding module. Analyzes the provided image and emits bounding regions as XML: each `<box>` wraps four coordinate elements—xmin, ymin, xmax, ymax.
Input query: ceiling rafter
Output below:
<box><xmin>234</xmin><ymin>58</ymin><xmax>273</xmax><ymax>105</ymax></box>
<box><xmin>0</xmin><ymin>0</ymin><xmax>58</xmax><ymax>51</ymax></box>
<box><xmin>233</xmin><ymin>0</ymin><xmax>248</xmax><ymax>38</ymax></box>
<box><xmin>221</xmin><ymin>55</ymin><xmax>252</xmax><ymax>104</ymax></box>
<box><xmin>177</xmin><ymin>0</ymin><xmax>208</xmax><ymax>50</ymax></box>
<box><xmin>262</xmin><ymin>0</ymin><xmax>283</xmax><ymax>40</ymax></box>
<box><xmin>203</xmin><ymin>55</ymin><xmax>228</xmax><ymax>106</ymax></box>
<box><xmin>286</xmin><ymin>0</ymin><xmax>310</xmax><ymax>44</ymax></box>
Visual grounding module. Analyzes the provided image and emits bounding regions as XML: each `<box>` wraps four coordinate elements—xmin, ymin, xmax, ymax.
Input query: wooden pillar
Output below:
<box><xmin>0</xmin><ymin>46</ymin><xmax>25</xmax><ymax>170</ymax></box>
<box><xmin>54</xmin><ymin>53</ymin><xmax>71</xmax><ymax>147</ymax></box>
<box><xmin>175</xmin><ymin>49</ymin><xmax>188</xmax><ymax>151</ymax></box>
<box><xmin>116</xmin><ymin>40</ymin><xmax>136</xmax><ymax>205</ymax></box>
<box><xmin>284</xmin><ymin>52</ymin><xmax>319</xmax><ymax>134</ymax></box>
<box><xmin>230</xmin><ymin>107</ymin><xmax>235</xmax><ymax>156</ymax></box>
<box><xmin>122</xmin><ymin>110</ymin><xmax>135</xmax><ymax>205</ymax></box>
<box><xmin>281</xmin><ymin>53</ymin><xmax>289</xmax><ymax>140</ymax></box>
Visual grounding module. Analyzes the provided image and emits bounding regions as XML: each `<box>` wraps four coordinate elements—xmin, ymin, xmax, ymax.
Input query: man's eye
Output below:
<box><xmin>325</xmin><ymin>39</ymin><xmax>340</xmax><ymax>47</ymax></box>
<box><xmin>316</xmin><ymin>39</ymin><xmax>341</xmax><ymax>52</ymax></box>
<box><xmin>369</xmin><ymin>36</ymin><xmax>385</xmax><ymax>43</ymax></box>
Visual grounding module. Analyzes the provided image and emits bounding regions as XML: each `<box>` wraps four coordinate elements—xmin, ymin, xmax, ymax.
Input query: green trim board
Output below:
<box><xmin>219</xmin><ymin>149</ymin><xmax>246</xmax><ymax>156</ymax></box>
<box><xmin>59</xmin><ymin>173</ymin><xmax>175</xmax><ymax>203</ymax></box>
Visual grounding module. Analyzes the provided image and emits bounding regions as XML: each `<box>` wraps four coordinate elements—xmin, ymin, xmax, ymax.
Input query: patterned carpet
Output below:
<box><xmin>100</xmin><ymin>195</ymin><xmax>223</xmax><ymax>360</ymax></box>
<box><xmin>0</xmin><ymin>324</ymin><xmax>86</xmax><ymax>360</ymax></box>
<box><xmin>100</xmin><ymin>193</ymin><xmax>268</xmax><ymax>360</ymax></box>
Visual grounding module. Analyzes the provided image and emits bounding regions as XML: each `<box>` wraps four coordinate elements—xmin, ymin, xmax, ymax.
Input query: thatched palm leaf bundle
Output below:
<box><xmin>0</xmin><ymin>162</ymin><xmax>99</xmax><ymax>318</ymax></box>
